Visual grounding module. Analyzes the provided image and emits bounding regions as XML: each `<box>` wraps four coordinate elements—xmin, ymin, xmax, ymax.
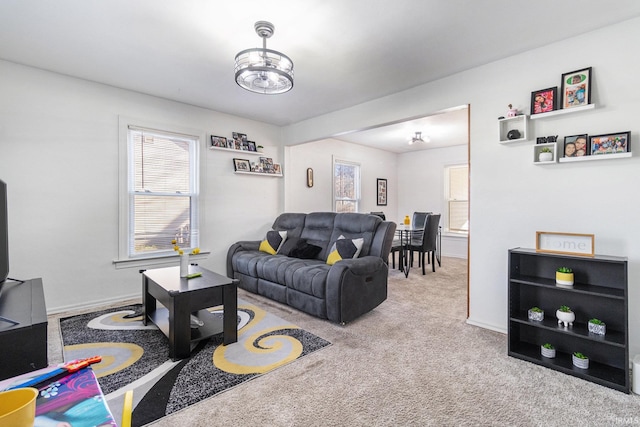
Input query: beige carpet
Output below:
<box><xmin>48</xmin><ymin>258</ymin><xmax>640</xmax><ymax>426</ymax></box>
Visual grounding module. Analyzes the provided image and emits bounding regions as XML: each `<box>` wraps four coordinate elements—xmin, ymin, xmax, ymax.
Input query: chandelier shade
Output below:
<box><xmin>234</xmin><ymin>21</ymin><xmax>294</xmax><ymax>95</ymax></box>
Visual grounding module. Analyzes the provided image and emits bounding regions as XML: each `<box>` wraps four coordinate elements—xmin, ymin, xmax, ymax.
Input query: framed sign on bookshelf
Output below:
<box><xmin>535</xmin><ymin>231</ymin><xmax>594</xmax><ymax>257</ymax></box>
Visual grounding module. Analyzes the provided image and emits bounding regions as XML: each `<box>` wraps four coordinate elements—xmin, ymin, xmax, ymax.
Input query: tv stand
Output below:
<box><xmin>0</xmin><ymin>278</ymin><xmax>48</xmax><ymax>380</ymax></box>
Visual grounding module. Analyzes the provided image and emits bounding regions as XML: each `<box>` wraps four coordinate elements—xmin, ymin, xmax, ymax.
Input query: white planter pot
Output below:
<box><xmin>541</xmin><ymin>346</ymin><xmax>556</xmax><ymax>358</ymax></box>
<box><xmin>539</xmin><ymin>152</ymin><xmax>553</xmax><ymax>162</ymax></box>
<box><xmin>588</xmin><ymin>322</ymin><xmax>606</xmax><ymax>336</ymax></box>
<box><xmin>528</xmin><ymin>309</ymin><xmax>544</xmax><ymax>321</ymax></box>
<box><xmin>556</xmin><ymin>310</ymin><xmax>575</xmax><ymax>327</ymax></box>
<box><xmin>572</xmin><ymin>354</ymin><xmax>589</xmax><ymax>369</ymax></box>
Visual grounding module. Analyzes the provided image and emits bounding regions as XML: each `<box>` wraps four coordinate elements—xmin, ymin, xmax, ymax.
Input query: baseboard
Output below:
<box><xmin>47</xmin><ymin>293</ymin><xmax>141</xmax><ymax>315</ymax></box>
<box><xmin>465</xmin><ymin>318</ymin><xmax>506</xmax><ymax>334</ymax></box>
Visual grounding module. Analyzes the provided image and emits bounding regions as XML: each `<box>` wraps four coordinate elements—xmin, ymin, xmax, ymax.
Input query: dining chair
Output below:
<box><xmin>390</xmin><ymin>211</ymin><xmax>430</xmax><ymax>269</ymax></box>
<box><xmin>370</xmin><ymin>211</ymin><xmax>386</xmax><ymax>220</ymax></box>
<box><xmin>409</xmin><ymin>213</ymin><xmax>441</xmax><ymax>274</ymax></box>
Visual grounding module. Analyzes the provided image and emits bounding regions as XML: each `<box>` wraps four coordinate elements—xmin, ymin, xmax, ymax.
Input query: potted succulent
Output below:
<box><xmin>572</xmin><ymin>352</ymin><xmax>589</xmax><ymax>369</ymax></box>
<box><xmin>541</xmin><ymin>343</ymin><xmax>556</xmax><ymax>358</ymax></box>
<box><xmin>527</xmin><ymin>306</ymin><xmax>544</xmax><ymax>321</ymax></box>
<box><xmin>257</xmin><ymin>145</ymin><xmax>264</xmax><ymax>153</ymax></box>
<box><xmin>538</xmin><ymin>147</ymin><xmax>553</xmax><ymax>162</ymax></box>
<box><xmin>556</xmin><ymin>267</ymin><xmax>574</xmax><ymax>286</ymax></box>
<box><xmin>556</xmin><ymin>305</ymin><xmax>575</xmax><ymax>327</ymax></box>
<box><xmin>588</xmin><ymin>318</ymin><xmax>606</xmax><ymax>335</ymax></box>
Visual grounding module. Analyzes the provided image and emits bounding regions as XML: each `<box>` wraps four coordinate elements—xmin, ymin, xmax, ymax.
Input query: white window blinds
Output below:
<box><xmin>334</xmin><ymin>159</ymin><xmax>360</xmax><ymax>213</ymax></box>
<box><xmin>127</xmin><ymin>127</ymin><xmax>199</xmax><ymax>257</ymax></box>
<box><xmin>446</xmin><ymin>165</ymin><xmax>468</xmax><ymax>233</ymax></box>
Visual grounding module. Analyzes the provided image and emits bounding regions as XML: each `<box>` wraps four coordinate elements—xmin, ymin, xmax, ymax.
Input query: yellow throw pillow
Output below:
<box><xmin>326</xmin><ymin>235</ymin><xmax>364</xmax><ymax>265</ymax></box>
<box><xmin>259</xmin><ymin>230</ymin><xmax>287</xmax><ymax>255</ymax></box>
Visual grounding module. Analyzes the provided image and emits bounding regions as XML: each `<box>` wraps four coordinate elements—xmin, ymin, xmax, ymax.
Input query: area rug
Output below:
<box><xmin>59</xmin><ymin>299</ymin><xmax>331</xmax><ymax>426</ymax></box>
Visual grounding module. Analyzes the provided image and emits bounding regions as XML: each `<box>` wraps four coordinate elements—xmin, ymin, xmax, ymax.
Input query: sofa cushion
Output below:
<box><xmin>290</xmin><ymin>241</ymin><xmax>322</xmax><ymax>259</ymax></box>
<box><xmin>277</xmin><ymin>236</ymin><xmax>303</xmax><ymax>256</ymax></box>
<box><xmin>259</xmin><ymin>230</ymin><xmax>287</xmax><ymax>255</ymax></box>
<box><xmin>326</xmin><ymin>235</ymin><xmax>364</xmax><ymax>265</ymax></box>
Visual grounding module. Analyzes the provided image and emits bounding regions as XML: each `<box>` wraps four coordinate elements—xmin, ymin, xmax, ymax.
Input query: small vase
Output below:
<box><xmin>539</xmin><ymin>152</ymin><xmax>553</xmax><ymax>162</ymax></box>
<box><xmin>404</xmin><ymin>215</ymin><xmax>410</xmax><ymax>225</ymax></box>
<box><xmin>556</xmin><ymin>310</ymin><xmax>575</xmax><ymax>327</ymax></box>
<box><xmin>572</xmin><ymin>354</ymin><xmax>589</xmax><ymax>369</ymax></box>
<box><xmin>588</xmin><ymin>321</ymin><xmax>606</xmax><ymax>336</ymax></box>
<box><xmin>541</xmin><ymin>345</ymin><xmax>556</xmax><ymax>358</ymax></box>
<box><xmin>556</xmin><ymin>271</ymin><xmax>574</xmax><ymax>286</ymax></box>
<box><xmin>180</xmin><ymin>254</ymin><xmax>189</xmax><ymax>277</ymax></box>
<box><xmin>528</xmin><ymin>309</ymin><xmax>544</xmax><ymax>322</ymax></box>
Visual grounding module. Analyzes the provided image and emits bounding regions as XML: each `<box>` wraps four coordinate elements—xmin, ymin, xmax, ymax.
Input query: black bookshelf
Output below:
<box><xmin>508</xmin><ymin>248</ymin><xmax>629</xmax><ymax>393</ymax></box>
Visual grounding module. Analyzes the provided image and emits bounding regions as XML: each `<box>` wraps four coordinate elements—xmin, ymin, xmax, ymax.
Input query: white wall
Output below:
<box><xmin>397</xmin><ymin>144</ymin><xmax>468</xmax><ymax>259</ymax></box>
<box><xmin>284</xmin><ymin>138</ymin><xmax>397</xmax><ymax>216</ymax></box>
<box><xmin>282</xmin><ymin>18</ymin><xmax>640</xmax><ymax>356</ymax></box>
<box><xmin>0</xmin><ymin>60</ymin><xmax>283</xmax><ymax>312</ymax></box>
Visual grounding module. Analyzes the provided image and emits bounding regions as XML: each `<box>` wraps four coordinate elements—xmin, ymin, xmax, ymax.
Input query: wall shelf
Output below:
<box><xmin>234</xmin><ymin>171</ymin><xmax>282</xmax><ymax>177</ymax></box>
<box><xmin>209</xmin><ymin>146</ymin><xmax>265</xmax><ymax>156</ymax></box>
<box><xmin>559</xmin><ymin>152</ymin><xmax>632</xmax><ymax>163</ymax></box>
<box><xmin>508</xmin><ymin>248</ymin><xmax>629</xmax><ymax>393</ymax></box>
<box><xmin>499</xmin><ymin>115</ymin><xmax>528</xmax><ymax>143</ymax></box>
<box><xmin>533</xmin><ymin>142</ymin><xmax>557</xmax><ymax>164</ymax></box>
<box><xmin>530</xmin><ymin>104</ymin><xmax>595</xmax><ymax>120</ymax></box>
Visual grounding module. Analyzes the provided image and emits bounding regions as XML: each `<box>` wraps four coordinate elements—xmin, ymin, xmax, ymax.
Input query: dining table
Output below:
<box><xmin>395</xmin><ymin>224</ymin><xmax>424</xmax><ymax>278</ymax></box>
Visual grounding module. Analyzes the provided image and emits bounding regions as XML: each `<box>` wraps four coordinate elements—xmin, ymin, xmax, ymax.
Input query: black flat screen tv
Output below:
<box><xmin>0</xmin><ymin>179</ymin><xmax>8</xmax><ymax>285</ymax></box>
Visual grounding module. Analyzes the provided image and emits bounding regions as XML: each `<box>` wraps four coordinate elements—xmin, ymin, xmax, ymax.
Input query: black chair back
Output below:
<box><xmin>370</xmin><ymin>212</ymin><xmax>386</xmax><ymax>220</ymax></box>
<box><xmin>420</xmin><ymin>214</ymin><xmax>441</xmax><ymax>251</ymax></box>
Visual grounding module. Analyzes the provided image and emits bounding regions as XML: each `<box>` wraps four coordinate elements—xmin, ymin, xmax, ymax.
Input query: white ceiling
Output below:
<box><xmin>2</xmin><ymin>0</ymin><xmax>640</xmax><ymax>152</ymax></box>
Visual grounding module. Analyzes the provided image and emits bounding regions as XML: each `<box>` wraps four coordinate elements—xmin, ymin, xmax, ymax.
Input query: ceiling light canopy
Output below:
<box><xmin>409</xmin><ymin>131</ymin><xmax>430</xmax><ymax>145</ymax></box>
<box><xmin>234</xmin><ymin>21</ymin><xmax>294</xmax><ymax>95</ymax></box>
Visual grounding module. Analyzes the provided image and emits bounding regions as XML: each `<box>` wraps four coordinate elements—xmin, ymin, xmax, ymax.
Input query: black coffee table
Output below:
<box><xmin>142</xmin><ymin>265</ymin><xmax>238</xmax><ymax>360</ymax></box>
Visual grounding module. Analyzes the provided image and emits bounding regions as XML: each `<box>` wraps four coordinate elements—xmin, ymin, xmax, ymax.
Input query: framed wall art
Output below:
<box><xmin>561</xmin><ymin>67</ymin><xmax>592</xmax><ymax>109</ymax></box>
<box><xmin>530</xmin><ymin>87</ymin><xmax>557</xmax><ymax>114</ymax></box>
<box><xmin>589</xmin><ymin>131</ymin><xmax>630</xmax><ymax>155</ymax></box>
<box><xmin>377</xmin><ymin>178</ymin><xmax>387</xmax><ymax>206</ymax></box>
<box><xmin>563</xmin><ymin>134</ymin><xmax>588</xmax><ymax>157</ymax></box>
<box><xmin>210</xmin><ymin>135</ymin><xmax>227</xmax><ymax>148</ymax></box>
<box><xmin>233</xmin><ymin>158</ymin><xmax>251</xmax><ymax>172</ymax></box>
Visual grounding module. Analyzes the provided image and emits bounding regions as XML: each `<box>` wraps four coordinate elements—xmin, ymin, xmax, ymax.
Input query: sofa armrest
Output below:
<box><xmin>226</xmin><ymin>240</ymin><xmax>260</xmax><ymax>278</ymax></box>
<box><xmin>325</xmin><ymin>256</ymin><xmax>388</xmax><ymax>323</ymax></box>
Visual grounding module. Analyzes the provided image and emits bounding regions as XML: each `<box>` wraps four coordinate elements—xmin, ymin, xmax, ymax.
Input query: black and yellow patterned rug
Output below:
<box><xmin>59</xmin><ymin>299</ymin><xmax>331</xmax><ymax>426</ymax></box>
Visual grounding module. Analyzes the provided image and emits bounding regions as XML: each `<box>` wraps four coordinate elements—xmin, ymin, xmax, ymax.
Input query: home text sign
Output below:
<box><xmin>536</xmin><ymin>231</ymin><xmax>595</xmax><ymax>257</ymax></box>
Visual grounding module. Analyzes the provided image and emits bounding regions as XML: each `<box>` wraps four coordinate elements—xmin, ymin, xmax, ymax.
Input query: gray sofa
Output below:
<box><xmin>226</xmin><ymin>212</ymin><xmax>397</xmax><ymax>324</ymax></box>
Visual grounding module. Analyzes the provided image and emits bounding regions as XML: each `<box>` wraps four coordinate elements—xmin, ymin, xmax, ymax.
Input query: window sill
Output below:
<box><xmin>113</xmin><ymin>251</ymin><xmax>209</xmax><ymax>270</ymax></box>
<box><xmin>442</xmin><ymin>231</ymin><xmax>468</xmax><ymax>239</ymax></box>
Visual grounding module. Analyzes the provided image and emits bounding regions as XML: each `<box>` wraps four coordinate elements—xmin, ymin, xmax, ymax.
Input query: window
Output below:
<box><xmin>122</xmin><ymin>125</ymin><xmax>200</xmax><ymax>259</ymax></box>
<box><xmin>445</xmin><ymin>164</ymin><xmax>468</xmax><ymax>233</ymax></box>
<box><xmin>333</xmin><ymin>158</ymin><xmax>360</xmax><ymax>212</ymax></box>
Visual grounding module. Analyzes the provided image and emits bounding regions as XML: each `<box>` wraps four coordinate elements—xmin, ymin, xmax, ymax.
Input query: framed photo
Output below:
<box><xmin>561</xmin><ymin>67</ymin><xmax>592</xmax><ymax>109</ymax></box>
<box><xmin>563</xmin><ymin>134</ymin><xmax>588</xmax><ymax>157</ymax></box>
<box><xmin>536</xmin><ymin>231</ymin><xmax>594</xmax><ymax>257</ymax></box>
<box><xmin>247</xmin><ymin>141</ymin><xmax>257</xmax><ymax>152</ymax></box>
<box><xmin>232</xmin><ymin>132</ymin><xmax>247</xmax><ymax>150</ymax></box>
<box><xmin>377</xmin><ymin>178</ymin><xmax>387</xmax><ymax>206</ymax></box>
<box><xmin>210</xmin><ymin>135</ymin><xmax>227</xmax><ymax>148</ymax></box>
<box><xmin>530</xmin><ymin>87</ymin><xmax>557</xmax><ymax>115</ymax></box>
<box><xmin>589</xmin><ymin>131</ymin><xmax>630</xmax><ymax>156</ymax></box>
<box><xmin>233</xmin><ymin>158</ymin><xmax>251</xmax><ymax>172</ymax></box>
<box><xmin>273</xmin><ymin>164</ymin><xmax>282</xmax><ymax>175</ymax></box>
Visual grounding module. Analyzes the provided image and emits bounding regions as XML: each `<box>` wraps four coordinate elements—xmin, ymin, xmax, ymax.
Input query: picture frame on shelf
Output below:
<box><xmin>211</xmin><ymin>135</ymin><xmax>227</xmax><ymax>148</ymax></box>
<box><xmin>251</xmin><ymin>161</ymin><xmax>263</xmax><ymax>172</ymax></box>
<box><xmin>377</xmin><ymin>178</ymin><xmax>387</xmax><ymax>206</ymax></box>
<box><xmin>589</xmin><ymin>131</ymin><xmax>630</xmax><ymax>155</ymax></box>
<box><xmin>273</xmin><ymin>164</ymin><xmax>282</xmax><ymax>175</ymax></box>
<box><xmin>247</xmin><ymin>141</ymin><xmax>257</xmax><ymax>152</ymax></box>
<box><xmin>536</xmin><ymin>231</ymin><xmax>595</xmax><ymax>257</ymax></box>
<box><xmin>233</xmin><ymin>158</ymin><xmax>251</xmax><ymax>172</ymax></box>
<box><xmin>563</xmin><ymin>134</ymin><xmax>588</xmax><ymax>157</ymax></box>
<box><xmin>530</xmin><ymin>87</ymin><xmax>557</xmax><ymax>115</ymax></box>
<box><xmin>231</xmin><ymin>132</ymin><xmax>246</xmax><ymax>150</ymax></box>
<box><xmin>561</xmin><ymin>67</ymin><xmax>592</xmax><ymax>109</ymax></box>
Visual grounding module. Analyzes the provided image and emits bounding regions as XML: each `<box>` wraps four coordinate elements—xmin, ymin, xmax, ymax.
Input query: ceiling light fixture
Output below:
<box><xmin>409</xmin><ymin>132</ymin><xmax>429</xmax><ymax>145</ymax></box>
<box><xmin>234</xmin><ymin>21</ymin><xmax>294</xmax><ymax>95</ymax></box>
